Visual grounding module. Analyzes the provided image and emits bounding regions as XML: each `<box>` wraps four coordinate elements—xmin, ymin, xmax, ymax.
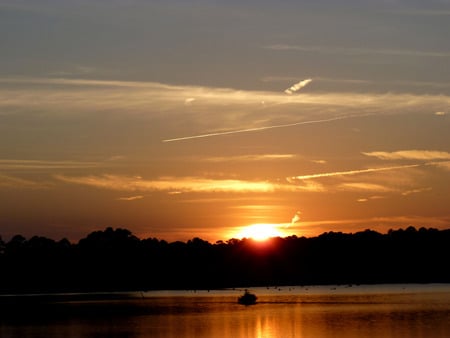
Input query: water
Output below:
<box><xmin>1</xmin><ymin>284</ymin><xmax>450</xmax><ymax>337</ymax></box>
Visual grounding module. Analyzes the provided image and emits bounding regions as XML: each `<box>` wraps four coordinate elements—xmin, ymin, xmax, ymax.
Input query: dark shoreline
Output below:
<box><xmin>1</xmin><ymin>226</ymin><xmax>450</xmax><ymax>294</ymax></box>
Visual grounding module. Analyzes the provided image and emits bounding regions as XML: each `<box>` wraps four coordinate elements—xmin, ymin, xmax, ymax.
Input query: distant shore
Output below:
<box><xmin>1</xmin><ymin>226</ymin><xmax>450</xmax><ymax>294</ymax></box>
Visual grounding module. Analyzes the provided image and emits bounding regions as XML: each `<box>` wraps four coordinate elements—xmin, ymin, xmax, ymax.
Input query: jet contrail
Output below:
<box><xmin>287</xmin><ymin>163</ymin><xmax>422</xmax><ymax>181</ymax></box>
<box><xmin>162</xmin><ymin>114</ymin><xmax>367</xmax><ymax>143</ymax></box>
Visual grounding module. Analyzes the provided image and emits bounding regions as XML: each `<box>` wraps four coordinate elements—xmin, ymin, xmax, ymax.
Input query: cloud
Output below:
<box><xmin>231</xmin><ymin>204</ymin><xmax>286</xmax><ymax>211</ymax></box>
<box><xmin>202</xmin><ymin>154</ymin><xmax>295</xmax><ymax>162</ymax></box>
<box><xmin>2</xmin><ymin>77</ymin><xmax>450</xmax><ymax>121</ymax></box>
<box><xmin>357</xmin><ymin>195</ymin><xmax>385</xmax><ymax>203</ymax></box>
<box><xmin>2</xmin><ymin>77</ymin><xmax>450</xmax><ymax>145</ymax></box>
<box><xmin>363</xmin><ymin>150</ymin><xmax>450</xmax><ymax>161</ymax></box>
<box><xmin>117</xmin><ymin>195</ymin><xmax>145</xmax><ymax>201</ymax></box>
<box><xmin>261</xmin><ymin>76</ymin><xmax>369</xmax><ymax>85</ymax></box>
<box><xmin>265</xmin><ymin>44</ymin><xmax>450</xmax><ymax>58</ymax></box>
<box><xmin>0</xmin><ymin>159</ymin><xmax>100</xmax><ymax>171</ymax></box>
<box><xmin>264</xmin><ymin>76</ymin><xmax>450</xmax><ymax>91</ymax></box>
<box><xmin>284</xmin><ymin>79</ymin><xmax>312</xmax><ymax>95</ymax></box>
<box><xmin>2</xmin><ymin>77</ymin><xmax>447</xmax><ymax>111</ymax></box>
<box><xmin>55</xmin><ymin>174</ymin><xmax>323</xmax><ymax>193</ymax></box>
<box><xmin>106</xmin><ymin>155</ymin><xmax>126</xmax><ymax>162</ymax></box>
<box><xmin>184</xmin><ymin>98</ymin><xmax>196</xmax><ymax>105</ymax></box>
<box><xmin>435</xmin><ymin>111</ymin><xmax>447</xmax><ymax>116</ymax></box>
<box><xmin>48</xmin><ymin>65</ymin><xmax>97</xmax><ymax>77</ymax></box>
<box><xmin>0</xmin><ymin>174</ymin><xmax>48</xmax><ymax>189</ymax></box>
<box><xmin>432</xmin><ymin>161</ymin><xmax>450</xmax><ymax>171</ymax></box>
<box><xmin>401</xmin><ymin>187</ymin><xmax>432</xmax><ymax>196</ymax></box>
<box><xmin>391</xmin><ymin>81</ymin><xmax>450</xmax><ymax>89</ymax></box>
<box><xmin>261</xmin><ymin>76</ymin><xmax>301</xmax><ymax>83</ymax></box>
<box><xmin>291</xmin><ymin>211</ymin><xmax>301</xmax><ymax>225</ymax></box>
<box><xmin>287</xmin><ymin>164</ymin><xmax>421</xmax><ymax>182</ymax></box>
<box><xmin>338</xmin><ymin>183</ymin><xmax>393</xmax><ymax>192</ymax></box>
<box><xmin>313</xmin><ymin>77</ymin><xmax>373</xmax><ymax>85</ymax></box>
<box><xmin>0</xmin><ymin>77</ymin><xmax>166</xmax><ymax>89</ymax></box>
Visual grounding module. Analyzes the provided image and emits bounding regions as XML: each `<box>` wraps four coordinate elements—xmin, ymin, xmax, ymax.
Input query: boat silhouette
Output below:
<box><xmin>238</xmin><ymin>290</ymin><xmax>257</xmax><ymax>305</ymax></box>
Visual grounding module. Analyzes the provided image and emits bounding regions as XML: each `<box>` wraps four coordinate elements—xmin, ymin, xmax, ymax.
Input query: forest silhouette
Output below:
<box><xmin>1</xmin><ymin>226</ymin><xmax>449</xmax><ymax>294</ymax></box>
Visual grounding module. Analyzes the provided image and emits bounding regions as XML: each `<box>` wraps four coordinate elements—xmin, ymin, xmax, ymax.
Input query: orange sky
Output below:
<box><xmin>0</xmin><ymin>1</ymin><xmax>449</xmax><ymax>242</ymax></box>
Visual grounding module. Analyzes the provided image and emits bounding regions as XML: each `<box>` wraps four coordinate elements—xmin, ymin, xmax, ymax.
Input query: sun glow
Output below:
<box><xmin>234</xmin><ymin>223</ymin><xmax>287</xmax><ymax>241</ymax></box>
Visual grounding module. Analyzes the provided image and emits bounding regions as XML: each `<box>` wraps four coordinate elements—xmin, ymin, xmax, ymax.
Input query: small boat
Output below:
<box><xmin>238</xmin><ymin>290</ymin><xmax>257</xmax><ymax>305</ymax></box>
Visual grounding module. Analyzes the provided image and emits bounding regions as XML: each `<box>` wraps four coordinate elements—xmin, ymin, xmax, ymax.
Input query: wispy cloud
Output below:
<box><xmin>390</xmin><ymin>80</ymin><xmax>450</xmax><ymax>89</ymax></box>
<box><xmin>117</xmin><ymin>195</ymin><xmax>145</xmax><ymax>201</ymax></box>
<box><xmin>356</xmin><ymin>186</ymin><xmax>432</xmax><ymax>202</ymax></box>
<box><xmin>263</xmin><ymin>76</ymin><xmax>450</xmax><ymax>89</ymax></box>
<box><xmin>284</xmin><ymin>79</ymin><xmax>312</xmax><ymax>95</ymax></box>
<box><xmin>338</xmin><ymin>182</ymin><xmax>393</xmax><ymax>192</ymax></box>
<box><xmin>48</xmin><ymin>65</ymin><xmax>97</xmax><ymax>77</ymax></box>
<box><xmin>313</xmin><ymin>77</ymin><xmax>373</xmax><ymax>85</ymax></box>
<box><xmin>0</xmin><ymin>159</ymin><xmax>100</xmax><ymax>171</ymax></box>
<box><xmin>363</xmin><ymin>150</ymin><xmax>450</xmax><ymax>161</ymax></box>
<box><xmin>401</xmin><ymin>187</ymin><xmax>432</xmax><ymax>196</ymax></box>
<box><xmin>265</xmin><ymin>44</ymin><xmax>450</xmax><ymax>58</ymax></box>
<box><xmin>0</xmin><ymin>174</ymin><xmax>48</xmax><ymax>189</ymax></box>
<box><xmin>261</xmin><ymin>76</ymin><xmax>303</xmax><ymax>83</ymax></box>
<box><xmin>2</xmin><ymin>77</ymin><xmax>449</xmax><ymax>113</ymax></box>
<box><xmin>432</xmin><ymin>161</ymin><xmax>450</xmax><ymax>171</ymax></box>
<box><xmin>204</xmin><ymin>154</ymin><xmax>296</xmax><ymax>162</ymax></box>
<box><xmin>261</xmin><ymin>75</ymin><xmax>370</xmax><ymax>85</ymax></box>
<box><xmin>291</xmin><ymin>211</ymin><xmax>301</xmax><ymax>225</ymax></box>
<box><xmin>184</xmin><ymin>98</ymin><xmax>196</xmax><ymax>105</ymax></box>
<box><xmin>2</xmin><ymin>77</ymin><xmax>450</xmax><ymax>144</ymax></box>
<box><xmin>55</xmin><ymin>174</ymin><xmax>323</xmax><ymax>193</ymax></box>
<box><xmin>357</xmin><ymin>195</ymin><xmax>385</xmax><ymax>203</ymax></box>
<box><xmin>0</xmin><ymin>77</ymin><xmax>169</xmax><ymax>89</ymax></box>
<box><xmin>231</xmin><ymin>204</ymin><xmax>286</xmax><ymax>211</ymax></box>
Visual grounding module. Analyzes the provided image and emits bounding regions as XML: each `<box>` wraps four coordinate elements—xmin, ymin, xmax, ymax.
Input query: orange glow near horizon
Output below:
<box><xmin>232</xmin><ymin>223</ymin><xmax>289</xmax><ymax>241</ymax></box>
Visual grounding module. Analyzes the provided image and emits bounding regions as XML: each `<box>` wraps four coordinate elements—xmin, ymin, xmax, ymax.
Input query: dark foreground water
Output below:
<box><xmin>1</xmin><ymin>284</ymin><xmax>450</xmax><ymax>337</ymax></box>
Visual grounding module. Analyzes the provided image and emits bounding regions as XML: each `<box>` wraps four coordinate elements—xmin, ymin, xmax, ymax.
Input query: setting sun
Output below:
<box><xmin>234</xmin><ymin>223</ymin><xmax>287</xmax><ymax>241</ymax></box>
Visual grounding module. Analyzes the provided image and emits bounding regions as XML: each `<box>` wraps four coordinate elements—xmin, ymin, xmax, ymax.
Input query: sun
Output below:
<box><xmin>234</xmin><ymin>223</ymin><xmax>286</xmax><ymax>241</ymax></box>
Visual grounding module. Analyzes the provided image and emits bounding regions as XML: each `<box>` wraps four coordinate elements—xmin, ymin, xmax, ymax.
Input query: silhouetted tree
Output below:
<box><xmin>1</xmin><ymin>226</ymin><xmax>449</xmax><ymax>294</ymax></box>
<box><xmin>0</xmin><ymin>236</ymin><xmax>5</xmax><ymax>255</ymax></box>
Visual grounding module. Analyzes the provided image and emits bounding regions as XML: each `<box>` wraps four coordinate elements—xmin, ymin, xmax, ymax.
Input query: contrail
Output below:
<box><xmin>287</xmin><ymin>163</ymin><xmax>422</xmax><ymax>181</ymax></box>
<box><xmin>162</xmin><ymin>114</ymin><xmax>367</xmax><ymax>143</ymax></box>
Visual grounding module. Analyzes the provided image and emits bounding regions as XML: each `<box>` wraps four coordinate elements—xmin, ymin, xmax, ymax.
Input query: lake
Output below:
<box><xmin>1</xmin><ymin>284</ymin><xmax>450</xmax><ymax>337</ymax></box>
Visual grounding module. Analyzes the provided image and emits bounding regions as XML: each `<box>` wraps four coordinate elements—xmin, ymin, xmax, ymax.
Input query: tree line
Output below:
<box><xmin>0</xmin><ymin>226</ymin><xmax>449</xmax><ymax>294</ymax></box>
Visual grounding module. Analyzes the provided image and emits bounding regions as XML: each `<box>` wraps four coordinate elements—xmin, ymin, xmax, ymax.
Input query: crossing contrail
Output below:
<box><xmin>162</xmin><ymin>114</ymin><xmax>368</xmax><ymax>142</ymax></box>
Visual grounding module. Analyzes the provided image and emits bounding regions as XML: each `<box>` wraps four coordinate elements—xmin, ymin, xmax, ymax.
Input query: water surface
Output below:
<box><xmin>1</xmin><ymin>284</ymin><xmax>449</xmax><ymax>337</ymax></box>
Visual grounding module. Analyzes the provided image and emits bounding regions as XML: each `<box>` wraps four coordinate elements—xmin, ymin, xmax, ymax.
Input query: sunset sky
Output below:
<box><xmin>1</xmin><ymin>0</ymin><xmax>449</xmax><ymax>242</ymax></box>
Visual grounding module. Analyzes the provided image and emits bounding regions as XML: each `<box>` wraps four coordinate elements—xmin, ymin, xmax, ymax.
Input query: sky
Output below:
<box><xmin>0</xmin><ymin>0</ymin><xmax>449</xmax><ymax>242</ymax></box>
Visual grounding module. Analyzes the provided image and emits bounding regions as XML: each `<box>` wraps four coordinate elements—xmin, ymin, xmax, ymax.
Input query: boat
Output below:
<box><xmin>238</xmin><ymin>290</ymin><xmax>257</xmax><ymax>305</ymax></box>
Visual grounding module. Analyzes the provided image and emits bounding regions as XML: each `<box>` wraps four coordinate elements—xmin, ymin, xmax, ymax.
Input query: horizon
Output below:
<box><xmin>0</xmin><ymin>0</ymin><xmax>449</xmax><ymax>243</ymax></box>
<box><xmin>1</xmin><ymin>225</ymin><xmax>447</xmax><ymax>245</ymax></box>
